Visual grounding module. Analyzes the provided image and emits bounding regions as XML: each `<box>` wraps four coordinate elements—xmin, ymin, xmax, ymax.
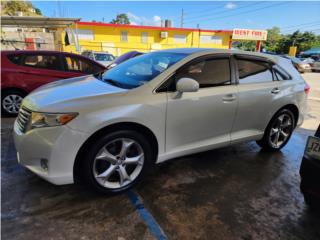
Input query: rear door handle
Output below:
<box><xmin>222</xmin><ymin>94</ymin><xmax>236</xmax><ymax>102</ymax></box>
<box><xmin>271</xmin><ymin>88</ymin><xmax>280</xmax><ymax>94</ymax></box>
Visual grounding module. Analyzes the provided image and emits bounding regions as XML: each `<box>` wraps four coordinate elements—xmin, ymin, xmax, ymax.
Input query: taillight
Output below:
<box><xmin>304</xmin><ymin>83</ymin><xmax>310</xmax><ymax>94</ymax></box>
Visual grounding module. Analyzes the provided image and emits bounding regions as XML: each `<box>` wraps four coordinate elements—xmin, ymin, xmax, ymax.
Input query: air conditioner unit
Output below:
<box><xmin>160</xmin><ymin>32</ymin><xmax>168</xmax><ymax>39</ymax></box>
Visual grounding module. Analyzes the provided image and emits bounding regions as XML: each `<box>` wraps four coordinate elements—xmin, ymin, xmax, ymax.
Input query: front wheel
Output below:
<box><xmin>82</xmin><ymin>130</ymin><xmax>154</xmax><ymax>194</ymax></box>
<box><xmin>257</xmin><ymin>109</ymin><xmax>295</xmax><ymax>151</ymax></box>
<box><xmin>1</xmin><ymin>90</ymin><xmax>26</xmax><ymax>116</ymax></box>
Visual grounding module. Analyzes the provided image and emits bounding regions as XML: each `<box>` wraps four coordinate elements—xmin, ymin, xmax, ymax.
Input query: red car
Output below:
<box><xmin>1</xmin><ymin>50</ymin><xmax>106</xmax><ymax>115</ymax></box>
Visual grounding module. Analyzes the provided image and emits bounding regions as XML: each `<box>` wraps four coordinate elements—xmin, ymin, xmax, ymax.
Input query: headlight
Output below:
<box><xmin>31</xmin><ymin>112</ymin><xmax>78</xmax><ymax>129</ymax></box>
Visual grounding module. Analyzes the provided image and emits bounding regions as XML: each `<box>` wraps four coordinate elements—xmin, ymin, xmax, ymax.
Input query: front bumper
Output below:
<box><xmin>13</xmin><ymin>120</ymin><xmax>89</xmax><ymax>185</ymax></box>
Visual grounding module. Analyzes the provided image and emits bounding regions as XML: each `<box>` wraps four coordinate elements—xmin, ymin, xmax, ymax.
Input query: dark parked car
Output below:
<box><xmin>300</xmin><ymin>124</ymin><xmax>320</xmax><ymax>210</ymax></box>
<box><xmin>1</xmin><ymin>50</ymin><xmax>106</xmax><ymax>115</ymax></box>
<box><xmin>106</xmin><ymin>51</ymin><xmax>143</xmax><ymax>69</ymax></box>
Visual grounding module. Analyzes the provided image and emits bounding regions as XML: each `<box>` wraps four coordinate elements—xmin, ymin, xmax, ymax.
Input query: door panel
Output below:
<box><xmin>231</xmin><ymin>81</ymin><xmax>280</xmax><ymax>142</ymax></box>
<box><xmin>166</xmin><ymin>85</ymin><xmax>238</xmax><ymax>154</ymax></box>
<box><xmin>231</xmin><ymin>57</ymin><xmax>280</xmax><ymax>142</ymax></box>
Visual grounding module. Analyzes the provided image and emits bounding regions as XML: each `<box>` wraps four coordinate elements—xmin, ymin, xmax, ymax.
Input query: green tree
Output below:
<box><xmin>110</xmin><ymin>13</ymin><xmax>130</xmax><ymax>24</ymax></box>
<box><xmin>277</xmin><ymin>31</ymin><xmax>319</xmax><ymax>54</ymax></box>
<box><xmin>235</xmin><ymin>41</ymin><xmax>256</xmax><ymax>51</ymax></box>
<box><xmin>34</xmin><ymin>7</ymin><xmax>42</xmax><ymax>15</ymax></box>
<box><xmin>262</xmin><ymin>27</ymin><xmax>282</xmax><ymax>52</ymax></box>
<box><xmin>1</xmin><ymin>0</ymin><xmax>42</xmax><ymax>16</ymax></box>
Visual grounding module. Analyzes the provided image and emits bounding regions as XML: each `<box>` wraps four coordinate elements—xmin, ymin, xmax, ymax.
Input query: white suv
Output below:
<box><xmin>81</xmin><ymin>51</ymin><xmax>115</xmax><ymax>67</ymax></box>
<box><xmin>13</xmin><ymin>48</ymin><xmax>309</xmax><ymax>194</ymax></box>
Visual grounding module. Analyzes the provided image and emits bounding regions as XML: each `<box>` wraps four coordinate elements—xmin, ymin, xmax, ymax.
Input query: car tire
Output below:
<box><xmin>256</xmin><ymin>109</ymin><xmax>295</xmax><ymax>151</ymax></box>
<box><xmin>1</xmin><ymin>89</ymin><xmax>26</xmax><ymax>117</ymax></box>
<box><xmin>82</xmin><ymin>130</ymin><xmax>154</xmax><ymax>194</ymax></box>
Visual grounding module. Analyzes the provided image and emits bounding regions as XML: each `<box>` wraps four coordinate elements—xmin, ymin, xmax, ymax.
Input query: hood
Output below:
<box><xmin>23</xmin><ymin>75</ymin><xmax>127</xmax><ymax>112</ymax></box>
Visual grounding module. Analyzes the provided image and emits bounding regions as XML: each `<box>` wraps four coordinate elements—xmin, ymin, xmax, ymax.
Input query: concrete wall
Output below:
<box><xmin>1</xmin><ymin>29</ymin><xmax>56</xmax><ymax>51</ymax></box>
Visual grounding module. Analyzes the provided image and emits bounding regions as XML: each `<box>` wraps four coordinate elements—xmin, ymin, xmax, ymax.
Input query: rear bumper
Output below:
<box><xmin>300</xmin><ymin>155</ymin><xmax>320</xmax><ymax>201</ymax></box>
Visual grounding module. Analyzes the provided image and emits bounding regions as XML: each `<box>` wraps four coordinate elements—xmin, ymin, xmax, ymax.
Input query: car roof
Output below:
<box><xmin>1</xmin><ymin>50</ymin><xmax>81</xmax><ymax>56</ymax></box>
<box><xmin>160</xmin><ymin>48</ymin><xmax>281</xmax><ymax>63</ymax></box>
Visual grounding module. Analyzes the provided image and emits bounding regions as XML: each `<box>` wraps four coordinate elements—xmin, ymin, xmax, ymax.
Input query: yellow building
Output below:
<box><xmin>62</xmin><ymin>22</ymin><xmax>233</xmax><ymax>56</ymax></box>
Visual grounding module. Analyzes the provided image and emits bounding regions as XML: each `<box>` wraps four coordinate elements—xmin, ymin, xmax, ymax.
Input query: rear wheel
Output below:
<box><xmin>1</xmin><ymin>89</ymin><xmax>26</xmax><ymax>116</ymax></box>
<box><xmin>82</xmin><ymin>130</ymin><xmax>154</xmax><ymax>194</ymax></box>
<box><xmin>257</xmin><ymin>109</ymin><xmax>295</xmax><ymax>151</ymax></box>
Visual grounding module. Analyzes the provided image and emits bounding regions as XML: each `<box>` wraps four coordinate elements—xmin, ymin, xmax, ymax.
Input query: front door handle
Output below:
<box><xmin>222</xmin><ymin>94</ymin><xmax>236</xmax><ymax>102</ymax></box>
<box><xmin>271</xmin><ymin>88</ymin><xmax>280</xmax><ymax>94</ymax></box>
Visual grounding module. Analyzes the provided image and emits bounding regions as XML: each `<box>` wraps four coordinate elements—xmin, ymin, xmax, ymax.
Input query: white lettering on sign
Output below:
<box><xmin>232</xmin><ymin>29</ymin><xmax>267</xmax><ymax>41</ymax></box>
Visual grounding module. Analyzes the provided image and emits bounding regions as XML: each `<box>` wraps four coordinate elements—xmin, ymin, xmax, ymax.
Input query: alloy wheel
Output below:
<box><xmin>92</xmin><ymin>138</ymin><xmax>144</xmax><ymax>189</ymax></box>
<box><xmin>269</xmin><ymin>113</ymin><xmax>293</xmax><ymax>148</ymax></box>
<box><xmin>2</xmin><ymin>94</ymin><xmax>23</xmax><ymax>114</ymax></box>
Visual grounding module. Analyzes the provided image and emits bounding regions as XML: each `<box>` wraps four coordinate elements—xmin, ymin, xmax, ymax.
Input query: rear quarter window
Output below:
<box><xmin>7</xmin><ymin>54</ymin><xmax>23</xmax><ymax>65</ymax></box>
<box><xmin>273</xmin><ymin>66</ymin><xmax>291</xmax><ymax>80</ymax></box>
<box><xmin>65</xmin><ymin>55</ymin><xmax>103</xmax><ymax>74</ymax></box>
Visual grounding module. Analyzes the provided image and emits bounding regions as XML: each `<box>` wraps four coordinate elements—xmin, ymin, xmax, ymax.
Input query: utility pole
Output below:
<box><xmin>180</xmin><ymin>8</ymin><xmax>184</xmax><ymax>28</ymax></box>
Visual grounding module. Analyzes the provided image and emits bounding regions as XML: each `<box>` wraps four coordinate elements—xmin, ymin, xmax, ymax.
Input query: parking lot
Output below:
<box><xmin>1</xmin><ymin>73</ymin><xmax>319</xmax><ymax>240</ymax></box>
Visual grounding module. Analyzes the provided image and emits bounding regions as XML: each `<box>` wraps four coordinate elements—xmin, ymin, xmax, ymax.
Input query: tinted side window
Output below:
<box><xmin>66</xmin><ymin>56</ymin><xmax>101</xmax><ymax>74</ymax></box>
<box><xmin>237</xmin><ymin>59</ymin><xmax>274</xmax><ymax>84</ymax></box>
<box><xmin>176</xmin><ymin>58</ymin><xmax>231</xmax><ymax>88</ymax></box>
<box><xmin>7</xmin><ymin>54</ymin><xmax>23</xmax><ymax>65</ymax></box>
<box><xmin>22</xmin><ymin>54</ymin><xmax>61</xmax><ymax>71</ymax></box>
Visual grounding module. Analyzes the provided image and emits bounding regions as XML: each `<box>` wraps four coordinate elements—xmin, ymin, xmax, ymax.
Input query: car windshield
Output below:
<box><xmin>94</xmin><ymin>53</ymin><xmax>114</xmax><ymax>61</ymax></box>
<box><xmin>101</xmin><ymin>52</ymin><xmax>188</xmax><ymax>89</ymax></box>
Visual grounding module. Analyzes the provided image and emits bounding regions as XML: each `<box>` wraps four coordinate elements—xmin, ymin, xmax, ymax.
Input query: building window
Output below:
<box><xmin>121</xmin><ymin>31</ymin><xmax>128</xmax><ymax>42</ymax></box>
<box><xmin>200</xmin><ymin>35</ymin><xmax>223</xmax><ymax>44</ymax></box>
<box><xmin>141</xmin><ymin>32</ymin><xmax>148</xmax><ymax>43</ymax></box>
<box><xmin>173</xmin><ymin>34</ymin><xmax>187</xmax><ymax>43</ymax></box>
<box><xmin>77</xmin><ymin>29</ymin><xmax>94</xmax><ymax>40</ymax></box>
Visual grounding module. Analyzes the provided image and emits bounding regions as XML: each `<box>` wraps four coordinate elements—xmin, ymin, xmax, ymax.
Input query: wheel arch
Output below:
<box><xmin>276</xmin><ymin>103</ymin><xmax>299</xmax><ymax>127</ymax></box>
<box><xmin>1</xmin><ymin>87</ymin><xmax>28</xmax><ymax>96</ymax></box>
<box><xmin>73</xmin><ymin>122</ymin><xmax>159</xmax><ymax>183</ymax></box>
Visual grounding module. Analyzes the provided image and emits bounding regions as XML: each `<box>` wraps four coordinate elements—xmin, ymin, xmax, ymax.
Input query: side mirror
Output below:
<box><xmin>176</xmin><ymin>78</ymin><xmax>199</xmax><ymax>93</ymax></box>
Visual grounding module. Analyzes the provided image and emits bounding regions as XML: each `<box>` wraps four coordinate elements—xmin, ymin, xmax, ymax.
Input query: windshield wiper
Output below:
<box><xmin>103</xmin><ymin>79</ymin><xmax>122</xmax><ymax>88</ymax></box>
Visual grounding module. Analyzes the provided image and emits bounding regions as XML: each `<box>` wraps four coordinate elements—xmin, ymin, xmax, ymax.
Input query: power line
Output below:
<box><xmin>183</xmin><ymin>2</ymin><xmax>226</xmax><ymax>16</ymax></box>
<box><xmin>281</xmin><ymin>21</ymin><xmax>320</xmax><ymax>30</ymax></box>
<box><xmin>185</xmin><ymin>1</ymin><xmax>265</xmax><ymax>22</ymax></box>
<box><xmin>169</xmin><ymin>3</ymin><xmax>224</xmax><ymax>22</ymax></box>
<box><xmin>282</xmin><ymin>26</ymin><xmax>320</xmax><ymax>33</ymax></box>
<box><xmin>184</xmin><ymin>1</ymin><xmax>289</xmax><ymax>25</ymax></box>
<box><xmin>282</xmin><ymin>24</ymin><xmax>320</xmax><ymax>33</ymax></box>
<box><xmin>170</xmin><ymin>2</ymin><xmax>261</xmax><ymax>22</ymax></box>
